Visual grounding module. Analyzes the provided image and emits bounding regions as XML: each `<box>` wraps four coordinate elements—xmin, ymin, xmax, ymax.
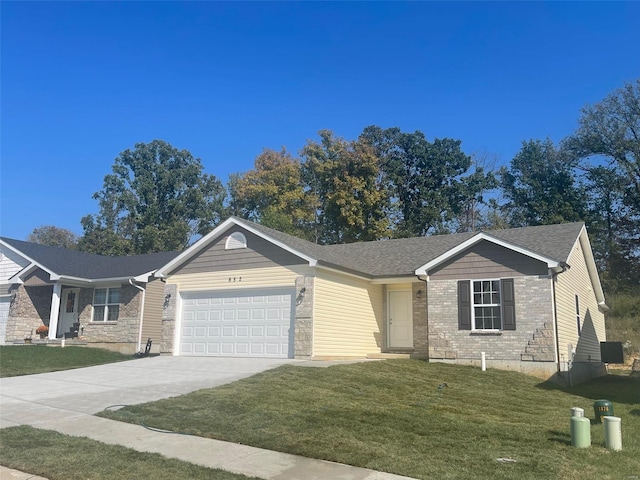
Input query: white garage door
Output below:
<box><xmin>0</xmin><ymin>296</ymin><xmax>10</xmax><ymax>345</ymax></box>
<box><xmin>179</xmin><ymin>289</ymin><xmax>294</xmax><ymax>358</ymax></box>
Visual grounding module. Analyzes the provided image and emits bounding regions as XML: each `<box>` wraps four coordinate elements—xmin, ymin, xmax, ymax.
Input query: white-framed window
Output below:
<box><xmin>472</xmin><ymin>279</ymin><xmax>502</xmax><ymax>330</ymax></box>
<box><xmin>93</xmin><ymin>287</ymin><xmax>121</xmax><ymax>322</ymax></box>
<box><xmin>225</xmin><ymin>232</ymin><xmax>247</xmax><ymax>250</ymax></box>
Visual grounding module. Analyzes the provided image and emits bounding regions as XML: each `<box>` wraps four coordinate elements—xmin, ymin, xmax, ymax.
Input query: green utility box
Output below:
<box><xmin>593</xmin><ymin>399</ymin><xmax>614</xmax><ymax>423</ymax></box>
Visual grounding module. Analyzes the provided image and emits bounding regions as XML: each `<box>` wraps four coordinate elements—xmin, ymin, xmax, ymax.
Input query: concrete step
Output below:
<box><xmin>367</xmin><ymin>352</ymin><xmax>412</xmax><ymax>359</ymax></box>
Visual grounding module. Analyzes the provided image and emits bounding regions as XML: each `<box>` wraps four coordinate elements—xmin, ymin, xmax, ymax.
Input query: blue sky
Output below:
<box><xmin>1</xmin><ymin>1</ymin><xmax>639</xmax><ymax>241</ymax></box>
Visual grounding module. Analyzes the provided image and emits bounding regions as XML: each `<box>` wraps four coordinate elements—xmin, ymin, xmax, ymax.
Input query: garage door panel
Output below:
<box><xmin>180</xmin><ymin>289</ymin><xmax>293</xmax><ymax>358</ymax></box>
<box><xmin>266</xmin><ymin>325</ymin><xmax>280</xmax><ymax>337</ymax></box>
<box><xmin>182</xmin><ymin>326</ymin><xmax>194</xmax><ymax>336</ymax></box>
<box><xmin>236</xmin><ymin>325</ymin><xmax>249</xmax><ymax>337</ymax></box>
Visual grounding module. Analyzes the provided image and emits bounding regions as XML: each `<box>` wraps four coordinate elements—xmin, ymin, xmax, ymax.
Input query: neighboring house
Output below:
<box><xmin>157</xmin><ymin>217</ymin><xmax>608</xmax><ymax>384</ymax></box>
<box><xmin>0</xmin><ymin>238</ymin><xmax>178</xmax><ymax>354</ymax></box>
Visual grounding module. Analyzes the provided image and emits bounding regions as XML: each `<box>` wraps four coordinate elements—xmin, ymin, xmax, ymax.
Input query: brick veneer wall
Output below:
<box><xmin>294</xmin><ymin>275</ymin><xmax>314</xmax><ymax>358</ymax></box>
<box><xmin>427</xmin><ymin>275</ymin><xmax>557</xmax><ymax>374</ymax></box>
<box><xmin>412</xmin><ymin>282</ymin><xmax>429</xmax><ymax>358</ymax></box>
<box><xmin>80</xmin><ymin>284</ymin><xmax>141</xmax><ymax>345</ymax></box>
<box><xmin>161</xmin><ymin>283</ymin><xmax>177</xmax><ymax>353</ymax></box>
<box><xmin>5</xmin><ymin>285</ymin><xmax>53</xmax><ymax>341</ymax></box>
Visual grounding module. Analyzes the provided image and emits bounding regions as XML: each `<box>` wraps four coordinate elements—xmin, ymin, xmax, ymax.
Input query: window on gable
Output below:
<box><xmin>93</xmin><ymin>287</ymin><xmax>120</xmax><ymax>322</ymax></box>
<box><xmin>225</xmin><ymin>232</ymin><xmax>247</xmax><ymax>250</ymax></box>
<box><xmin>458</xmin><ymin>278</ymin><xmax>516</xmax><ymax>331</ymax></box>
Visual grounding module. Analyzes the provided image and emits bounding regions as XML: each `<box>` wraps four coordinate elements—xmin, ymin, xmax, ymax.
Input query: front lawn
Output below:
<box><xmin>0</xmin><ymin>345</ymin><xmax>132</xmax><ymax>377</ymax></box>
<box><xmin>0</xmin><ymin>426</ymin><xmax>259</xmax><ymax>480</ymax></box>
<box><xmin>100</xmin><ymin>360</ymin><xmax>640</xmax><ymax>480</ymax></box>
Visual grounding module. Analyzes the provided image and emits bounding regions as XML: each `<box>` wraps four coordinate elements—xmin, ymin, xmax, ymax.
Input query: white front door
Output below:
<box><xmin>58</xmin><ymin>288</ymin><xmax>79</xmax><ymax>337</ymax></box>
<box><xmin>388</xmin><ymin>290</ymin><xmax>413</xmax><ymax>348</ymax></box>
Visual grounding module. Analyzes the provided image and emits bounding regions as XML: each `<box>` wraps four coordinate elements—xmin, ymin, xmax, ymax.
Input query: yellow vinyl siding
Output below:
<box><xmin>167</xmin><ymin>265</ymin><xmax>312</xmax><ymax>291</ymax></box>
<box><xmin>141</xmin><ymin>278</ymin><xmax>164</xmax><ymax>349</ymax></box>
<box><xmin>555</xmin><ymin>239</ymin><xmax>606</xmax><ymax>362</ymax></box>
<box><xmin>314</xmin><ymin>270</ymin><xmax>383</xmax><ymax>357</ymax></box>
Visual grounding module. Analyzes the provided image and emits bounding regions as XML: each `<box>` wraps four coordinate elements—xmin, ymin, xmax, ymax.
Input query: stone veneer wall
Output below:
<box><xmin>412</xmin><ymin>282</ymin><xmax>429</xmax><ymax>358</ymax></box>
<box><xmin>81</xmin><ymin>284</ymin><xmax>141</xmax><ymax>345</ymax></box>
<box><xmin>161</xmin><ymin>283</ymin><xmax>178</xmax><ymax>354</ymax></box>
<box><xmin>5</xmin><ymin>285</ymin><xmax>53</xmax><ymax>341</ymax></box>
<box><xmin>427</xmin><ymin>275</ymin><xmax>558</xmax><ymax>377</ymax></box>
<box><xmin>294</xmin><ymin>275</ymin><xmax>314</xmax><ymax>358</ymax></box>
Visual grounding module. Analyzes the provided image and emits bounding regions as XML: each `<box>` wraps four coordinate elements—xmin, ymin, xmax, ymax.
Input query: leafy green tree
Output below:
<box><xmin>228</xmin><ymin>148</ymin><xmax>315</xmax><ymax>240</ymax></box>
<box><xmin>360</xmin><ymin>126</ymin><xmax>479</xmax><ymax>237</ymax></box>
<box><xmin>500</xmin><ymin>139</ymin><xmax>585</xmax><ymax>227</ymax></box>
<box><xmin>562</xmin><ymin>80</ymin><xmax>640</xmax><ymax>291</ymax></box>
<box><xmin>26</xmin><ymin>226</ymin><xmax>78</xmax><ymax>249</ymax></box>
<box><xmin>79</xmin><ymin>140</ymin><xmax>226</xmax><ymax>255</ymax></box>
<box><xmin>582</xmin><ymin>166</ymin><xmax>640</xmax><ymax>292</ymax></box>
<box><xmin>564</xmin><ymin>80</ymin><xmax>640</xmax><ymax>213</ymax></box>
<box><xmin>301</xmin><ymin>130</ymin><xmax>390</xmax><ymax>244</ymax></box>
<box><xmin>451</xmin><ymin>152</ymin><xmax>499</xmax><ymax>232</ymax></box>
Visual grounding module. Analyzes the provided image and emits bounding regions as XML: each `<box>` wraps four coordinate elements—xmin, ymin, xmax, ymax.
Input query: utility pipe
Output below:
<box><xmin>603</xmin><ymin>416</ymin><xmax>622</xmax><ymax>451</ymax></box>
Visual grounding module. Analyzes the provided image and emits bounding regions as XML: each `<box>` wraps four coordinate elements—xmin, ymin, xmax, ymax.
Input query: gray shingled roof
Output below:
<box><xmin>241</xmin><ymin>218</ymin><xmax>585</xmax><ymax>278</ymax></box>
<box><xmin>3</xmin><ymin>220</ymin><xmax>585</xmax><ymax>282</ymax></box>
<box><xmin>0</xmin><ymin>237</ymin><xmax>180</xmax><ymax>280</ymax></box>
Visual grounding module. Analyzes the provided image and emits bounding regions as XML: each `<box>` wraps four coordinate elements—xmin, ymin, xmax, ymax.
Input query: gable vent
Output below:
<box><xmin>225</xmin><ymin>232</ymin><xmax>247</xmax><ymax>250</ymax></box>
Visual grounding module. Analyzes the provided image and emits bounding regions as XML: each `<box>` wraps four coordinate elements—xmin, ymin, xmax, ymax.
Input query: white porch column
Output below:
<box><xmin>49</xmin><ymin>283</ymin><xmax>62</xmax><ymax>339</ymax></box>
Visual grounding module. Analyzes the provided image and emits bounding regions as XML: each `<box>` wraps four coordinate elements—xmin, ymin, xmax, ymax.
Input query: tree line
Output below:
<box><xmin>27</xmin><ymin>80</ymin><xmax>640</xmax><ymax>293</ymax></box>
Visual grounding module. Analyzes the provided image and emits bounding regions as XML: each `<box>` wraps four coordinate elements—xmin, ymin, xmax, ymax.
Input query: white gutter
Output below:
<box><xmin>129</xmin><ymin>279</ymin><xmax>146</xmax><ymax>352</ymax></box>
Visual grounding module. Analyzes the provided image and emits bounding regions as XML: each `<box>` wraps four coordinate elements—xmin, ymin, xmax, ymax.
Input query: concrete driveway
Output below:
<box><xmin>0</xmin><ymin>356</ymin><xmax>415</xmax><ymax>480</ymax></box>
<box><xmin>0</xmin><ymin>355</ymin><xmax>296</xmax><ymax>428</ymax></box>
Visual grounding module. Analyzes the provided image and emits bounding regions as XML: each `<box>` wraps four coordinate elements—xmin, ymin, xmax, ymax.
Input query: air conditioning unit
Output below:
<box><xmin>600</xmin><ymin>342</ymin><xmax>624</xmax><ymax>364</ymax></box>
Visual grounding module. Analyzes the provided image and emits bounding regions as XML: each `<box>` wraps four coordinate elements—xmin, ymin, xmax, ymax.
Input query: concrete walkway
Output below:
<box><xmin>0</xmin><ymin>356</ymin><xmax>414</xmax><ymax>480</ymax></box>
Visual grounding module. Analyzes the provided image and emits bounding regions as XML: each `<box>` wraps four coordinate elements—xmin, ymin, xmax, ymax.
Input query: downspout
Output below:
<box><xmin>417</xmin><ymin>274</ymin><xmax>430</xmax><ymax>361</ymax></box>
<box><xmin>129</xmin><ymin>279</ymin><xmax>146</xmax><ymax>353</ymax></box>
<box><xmin>551</xmin><ymin>262</ymin><xmax>570</xmax><ymax>382</ymax></box>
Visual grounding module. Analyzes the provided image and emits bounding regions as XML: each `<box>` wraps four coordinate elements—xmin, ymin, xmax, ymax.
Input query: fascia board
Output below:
<box><xmin>370</xmin><ymin>276</ymin><xmax>420</xmax><ymax>285</ymax></box>
<box><xmin>155</xmin><ymin>217</ymin><xmax>238</xmax><ymax>277</ymax></box>
<box><xmin>56</xmin><ymin>275</ymin><xmax>150</xmax><ymax>286</ymax></box>
<box><xmin>578</xmin><ymin>226</ymin><xmax>608</xmax><ymax>310</ymax></box>
<box><xmin>233</xmin><ymin>220</ymin><xmax>318</xmax><ymax>266</ymax></box>
<box><xmin>155</xmin><ymin>217</ymin><xmax>318</xmax><ymax>277</ymax></box>
<box><xmin>7</xmin><ymin>264</ymin><xmax>36</xmax><ymax>284</ymax></box>
<box><xmin>414</xmin><ymin>232</ymin><xmax>560</xmax><ymax>276</ymax></box>
<box><xmin>0</xmin><ymin>240</ymin><xmax>58</xmax><ymax>280</ymax></box>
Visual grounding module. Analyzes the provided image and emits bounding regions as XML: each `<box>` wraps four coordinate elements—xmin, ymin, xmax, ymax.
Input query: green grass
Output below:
<box><xmin>0</xmin><ymin>345</ymin><xmax>132</xmax><ymax>377</ymax></box>
<box><xmin>0</xmin><ymin>425</ymin><xmax>258</xmax><ymax>480</ymax></box>
<box><xmin>99</xmin><ymin>360</ymin><xmax>640</xmax><ymax>480</ymax></box>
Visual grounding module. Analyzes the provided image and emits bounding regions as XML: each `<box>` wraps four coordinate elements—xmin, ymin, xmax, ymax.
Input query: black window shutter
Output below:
<box><xmin>458</xmin><ymin>280</ymin><xmax>471</xmax><ymax>330</ymax></box>
<box><xmin>501</xmin><ymin>278</ymin><xmax>516</xmax><ymax>330</ymax></box>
